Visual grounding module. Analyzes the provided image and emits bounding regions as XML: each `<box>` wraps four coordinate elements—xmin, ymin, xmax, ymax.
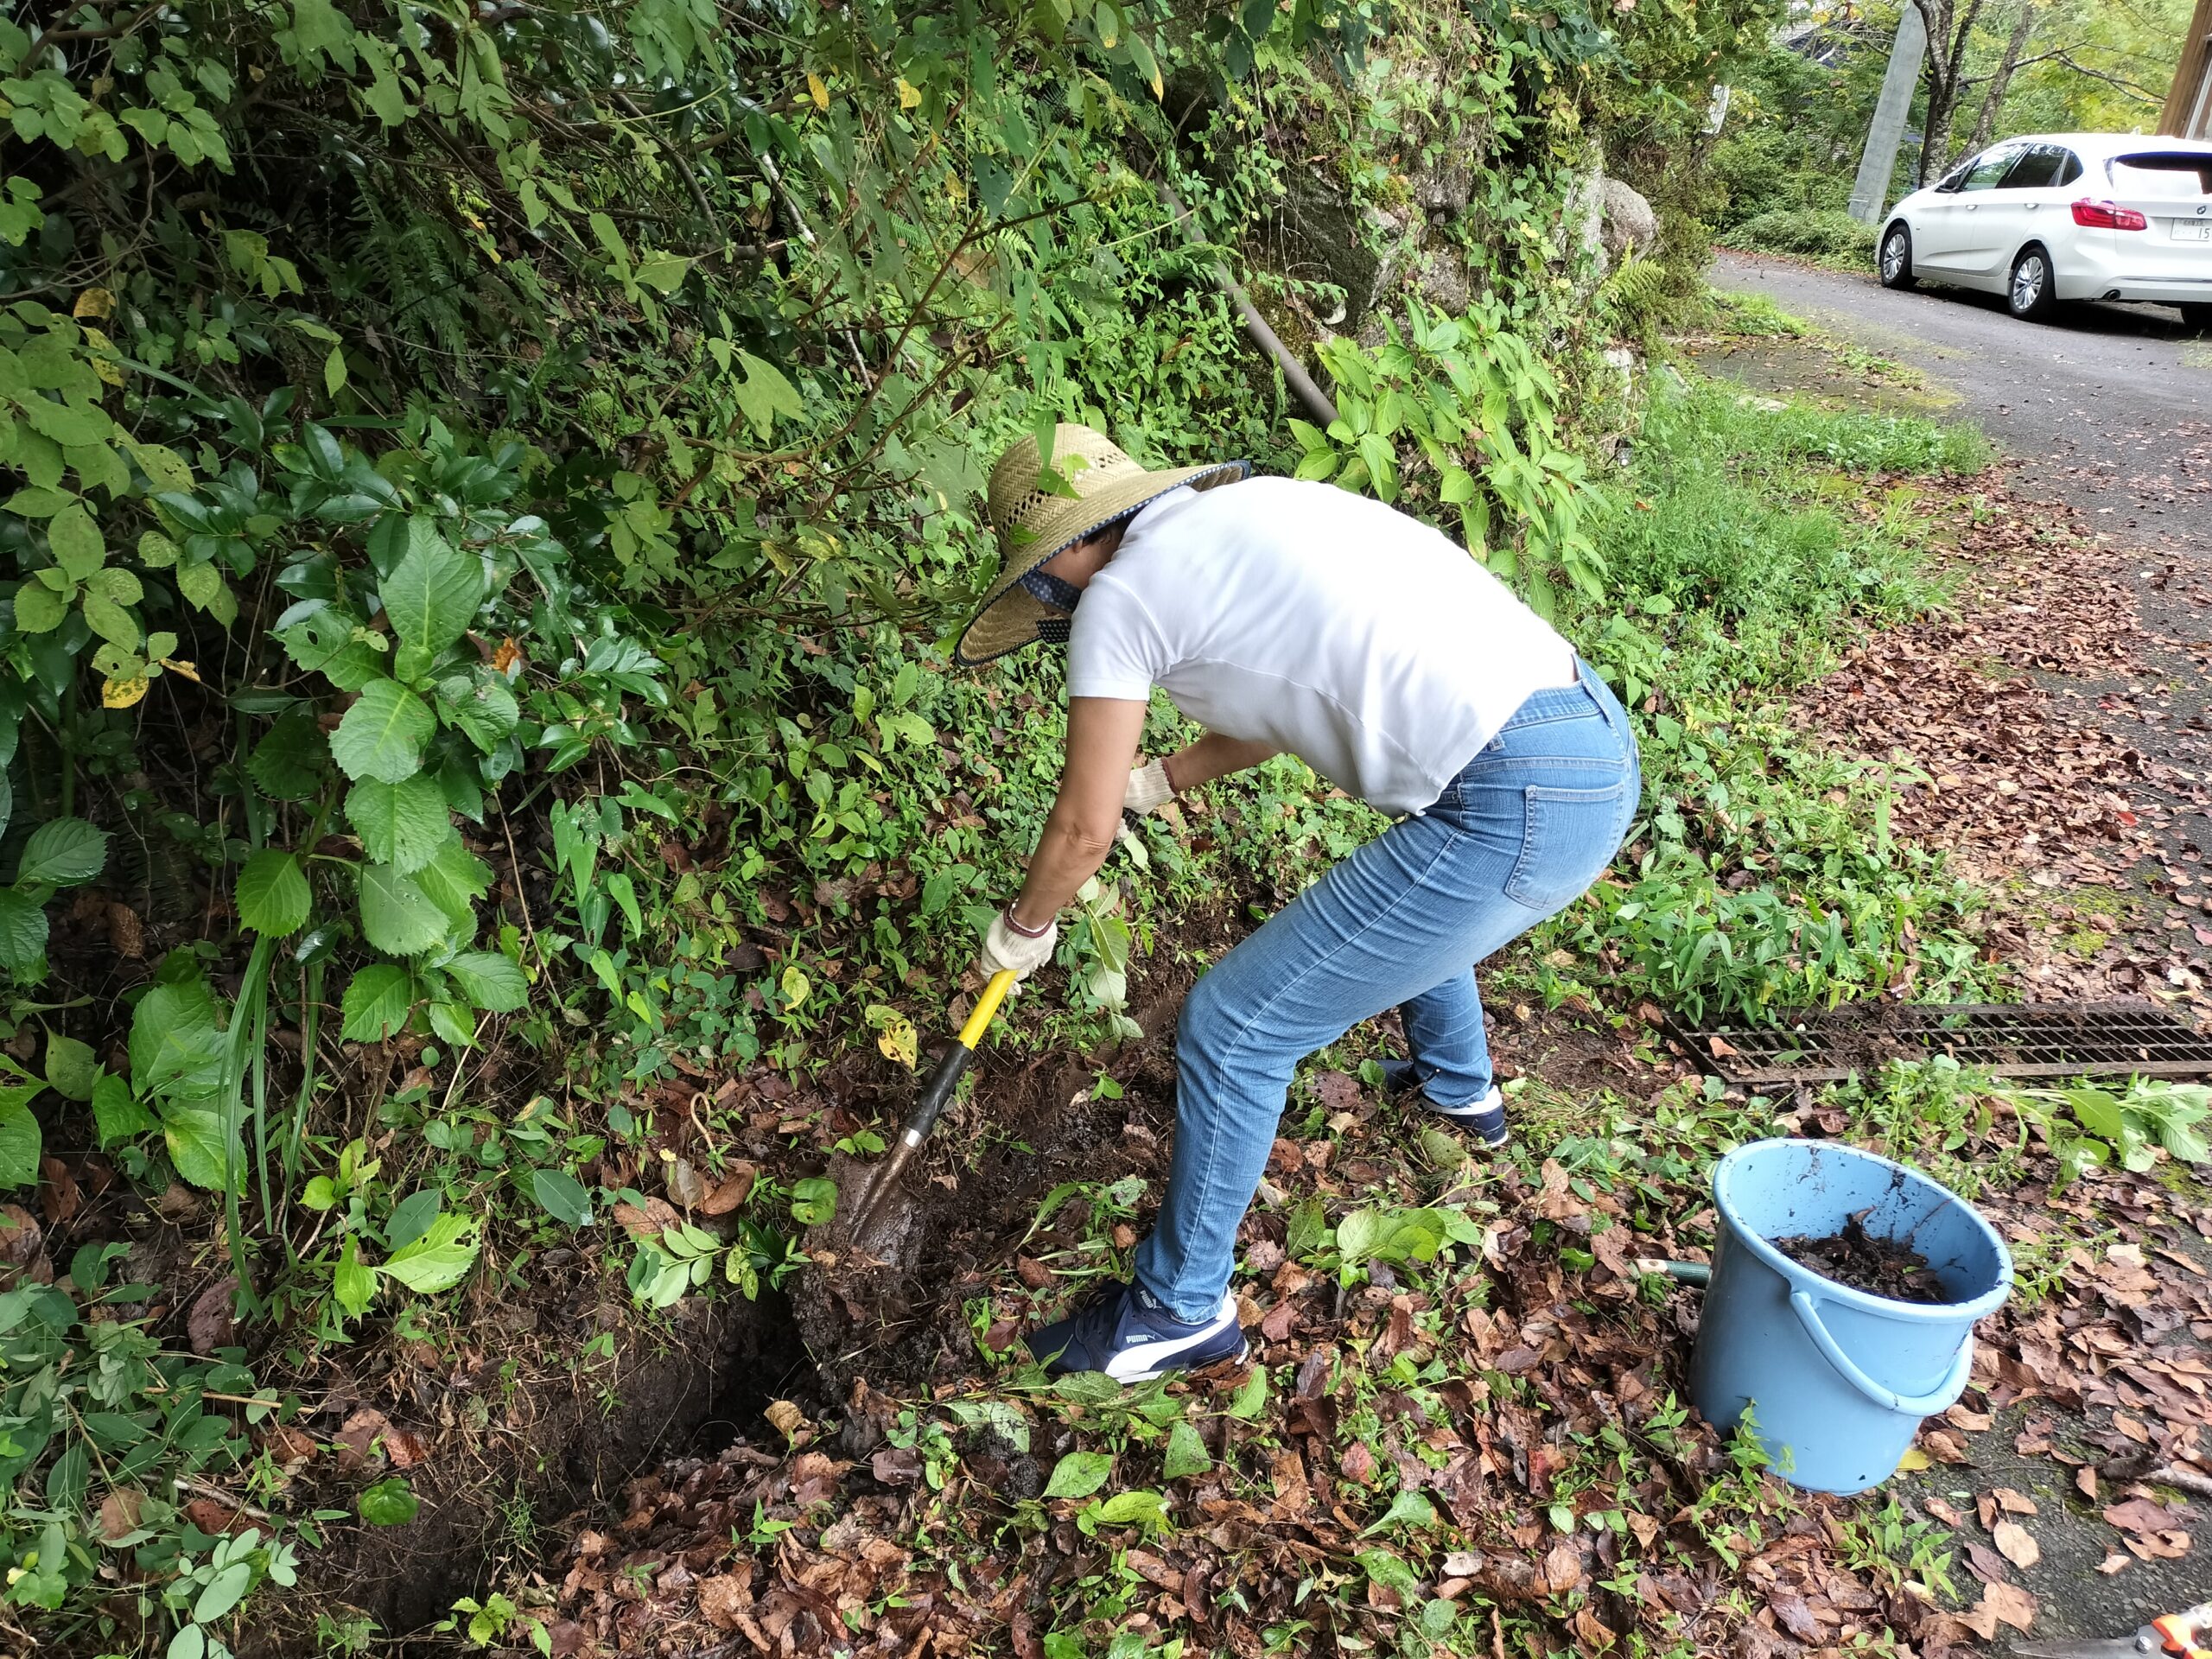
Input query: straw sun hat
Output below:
<box><xmin>954</xmin><ymin>423</ymin><xmax>1248</xmax><ymax>666</ymax></box>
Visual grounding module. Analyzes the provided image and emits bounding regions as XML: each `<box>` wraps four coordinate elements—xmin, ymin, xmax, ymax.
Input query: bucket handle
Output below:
<box><xmin>1789</xmin><ymin>1290</ymin><xmax>1975</xmax><ymax>1417</ymax></box>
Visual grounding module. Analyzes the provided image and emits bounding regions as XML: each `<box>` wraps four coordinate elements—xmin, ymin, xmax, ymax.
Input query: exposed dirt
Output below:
<box><xmin>253</xmin><ymin>1260</ymin><xmax>810</xmax><ymax>1651</ymax></box>
<box><xmin>542</xmin><ymin>1085</ymin><xmax>2212</xmax><ymax>1657</ymax></box>
<box><xmin>793</xmin><ymin>965</ymin><xmax>1192</xmax><ymax>1402</ymax></box>
<box><xmin>251</xmin><ymin>887</ymin><xmax>1632</xmax><ymax>1649</ymax></box>
<box><xmin>512</xmin><ymin>840</ymin><xmax>2212</xmax><ymax>1658</ymax></box>
<box><xmin>1772</xmin><ymin>1208</ymin><xmax>1950</xmax><ymax>1305</ymax></box>
<box><xmin>791</xmin><ymin>931</ymin><xmax>1669</xmax><ymax>1408</ymax></box>
<box><xmin>1484</xmin><ymin>998</ymin><xmax>1661</xmax><ymax>1100</ymax></box>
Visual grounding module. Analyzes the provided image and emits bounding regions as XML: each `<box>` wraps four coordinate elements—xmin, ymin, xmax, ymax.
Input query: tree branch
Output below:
<box><xmin>609</xmin><ymin>88</ymin><xmax>724</xmax><ymax>247</ymax></box>
<box><xmin>1961</xmin><ymin>41</ymin><xmax>2088</xmax><ymax>85</ymax></box>
<box><xmin>22</xmin><ymin>0</ymin><xmax>165</xmax><ymax>73</ymax></box>
<box><xmin>2044</xmin><ymin>52</ymin><xmax>2166</xmax><ymax>104</ymax></box>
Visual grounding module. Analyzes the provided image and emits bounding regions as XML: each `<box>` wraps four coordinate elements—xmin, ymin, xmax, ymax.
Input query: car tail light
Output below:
<box><xmin>2071</xmin><ymin>198</ymin><xmax>2149</xmax><ymax>230</ymax></box>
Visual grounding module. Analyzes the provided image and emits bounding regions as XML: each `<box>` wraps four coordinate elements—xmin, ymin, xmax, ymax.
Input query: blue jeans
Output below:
<box><xmin>1134</xmin><ymin>660</ymin><xmax>1640</xmax><ymax>1321</ymax></box>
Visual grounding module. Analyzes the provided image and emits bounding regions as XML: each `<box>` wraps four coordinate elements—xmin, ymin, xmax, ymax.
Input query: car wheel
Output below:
<box><xmin>1878</xmin><ymin>224</ymin><xmax>1916</xmax><ymax>289</ymax></box>
<box><xmin>2181</xmin><ymin>302</ymin><xmax>2212</xmax><ymax>332</ymax></box>
<box><xmin>2007</xmin><ymin>246</ymin><xmax>2060</xmax><ymax>321</ymax></box>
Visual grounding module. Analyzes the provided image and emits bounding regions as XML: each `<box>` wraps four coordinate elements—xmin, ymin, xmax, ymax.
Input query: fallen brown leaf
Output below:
<box><xmin>1770</xmin><ymin>1593</ymin><xmax>1822</xmax><ymax>1642</ymax></box>
<box><xmin>1014</xmin><ymin>1255</ymin><xmax>1055</xmax><ymax>1290</ymax></box>
<box><xmin>1541</xmin><ymin>1541</ymin><xmax>1583</xmax><ymax>1595</ymax></box>
<box><xmin>699</xmin><ymin>1163</ymin><xmax>759</xmax><ymax>1217</ymax></box>
<box><xmin>260</xmin><ymin>1425</ymin><xmax>318</xmax><ymax>1472</ymax></box>
<box><xmin>1962</xmin><ymin>1541</ymin><xmax>2012</xmax><ymax>1586</ymax></box>
<box><xmin>96</xmin><ymin>1487</ymin><xmax>144</xmax><ymax>1543</ymax></box>
<box><xmin>1921</xmin><ymin>1429</ymin><xmax>1972</xmax><ymax>1464</ymax></box>
<box><xmin>37</xmin><ymin>1157</ymin><xmax>79</xmax><ymax>1226</ymax></box>
<box><xmin>613</xmin><ymin>1198</ymin><xmax>680</xmax><ymax>1241</ymax></box>
<box><xmin>335</xmin><ymin>1408</ymin><xmax>391</xmax><ymax>1470</ymax></box>
<box><xmin>1571</xmin><ymin>1607</ymin><xmax>1616</xmax><ymax>1649</ymax></box>
<box><xmin>182</xmin><ymin>1497</ymin><xmax>251</xmax><ymax>1536</ymax></box>
<box><xmin>697</xmin><ymin>1574</ymin><xmax>753</xmax><ymax>1631</ymax></box>
<box><xmin>1984</xmin><ymin>1581</ymin><xmax>2037</xmax><ymax>1633</ymax></box>
<box><xmin>2124</xmin><ymin>1529</ymin><xmax>2192</xmax><ymax>1560</ymax></box>
<box><xmin>2103</xmin><ymin>1497</ymin><xmax>2183</xmax><ymax>1534</ymax></box>
<box><xmin>187</xmin><ymin>1277</ymin><xmax>238</xmax><ymax>1356</ymax></box>
<box><xmin>1993</xmin><ymin>1520</ymin><xmax>2041</xmax><ymax>1569</ymax></box>
<box><xmin>666</xmin><ymin>1157</ymin><xmax>708</xmax><ymax>1209</ymax></box>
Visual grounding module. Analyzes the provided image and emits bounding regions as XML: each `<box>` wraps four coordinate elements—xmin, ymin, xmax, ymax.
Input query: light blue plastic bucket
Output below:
<box><xmin>1688</xmin><ymin>1139</ymin><xmax>2012</xmax><ymax>1495</ymax></box>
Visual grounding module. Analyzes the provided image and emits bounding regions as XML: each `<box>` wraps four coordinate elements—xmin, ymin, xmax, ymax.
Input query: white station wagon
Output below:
<box><xmin>1878</xmin><ymin>131</ymin><xmax>2212</xmax><ymax>327</ymax></box>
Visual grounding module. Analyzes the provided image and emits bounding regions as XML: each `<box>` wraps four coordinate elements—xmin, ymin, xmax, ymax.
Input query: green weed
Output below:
<box><xmin>1826</xmin><ymin>1058</ymin><xmax>2028</xmax><ymax>1198</ymax></box>
<box><xmin>1541</xmin><ymin>376</ymin><xmax>1997</xmax><ymax>1022</ymax></box>
<box><xmin>1837</xmin><ymin>1495</ymin><xmax>1960</xmax><ymax>1601</ymax></box>
<box><xmin>1721</xmin><ymin>208</ymin><xmax>1878</xmax><ymax>271</ymax></box>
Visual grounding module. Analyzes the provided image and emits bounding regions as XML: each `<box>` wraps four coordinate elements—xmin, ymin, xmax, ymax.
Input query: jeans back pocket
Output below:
<box><xmin>1504</xmin><ymin>780</ymin><xmax>1630</xmax><ymax>915</ymax></box>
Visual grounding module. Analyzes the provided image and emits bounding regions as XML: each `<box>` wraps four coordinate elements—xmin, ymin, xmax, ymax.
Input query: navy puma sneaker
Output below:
<box><xmin>1380</xmin><ymin>1061</ymin><xmax>1510</xmax><ymax>1149</ymax></box>
<box><xmin>1026</xmin><ymin>1280</ymin><xmax>1247</xmax><ymax>1382</ymax></box>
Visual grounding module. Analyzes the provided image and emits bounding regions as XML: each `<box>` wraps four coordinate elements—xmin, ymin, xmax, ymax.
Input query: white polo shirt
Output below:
<box><xmin>1064</xmin><ymin>476</ymin><xmax>1575</xmax><ymax>816</ymax></box>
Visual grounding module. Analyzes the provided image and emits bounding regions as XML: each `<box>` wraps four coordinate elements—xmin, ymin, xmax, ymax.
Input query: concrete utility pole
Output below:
<box><xmin>1847</xmin><ymin>4</ymin><xmax>1929</xmax><ymax>224</ymax></box>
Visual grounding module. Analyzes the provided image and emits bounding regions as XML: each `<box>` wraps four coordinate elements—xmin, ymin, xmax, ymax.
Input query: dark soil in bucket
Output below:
<box><xmin>1770</xmin><ymin>1206</ymin><xmax>1950</xmax><ymax>1304</ymax></box>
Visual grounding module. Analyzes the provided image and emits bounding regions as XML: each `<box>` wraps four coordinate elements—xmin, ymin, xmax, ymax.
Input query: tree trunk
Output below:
<box><xmin>1913</xmin><ymin>0</ymin><xmax>1990</xmax><ymax>186</ymax></box>
<box><xmin>1959</xmin><ymin>2</ymin><xmax>2038</xmax><ymax>162</ymax></box>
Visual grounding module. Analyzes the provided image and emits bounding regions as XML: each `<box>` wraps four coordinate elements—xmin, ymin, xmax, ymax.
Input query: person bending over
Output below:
<box><xmin>955</xmin><ymin>424</ymin><xmax>1638</xmax><ymax>1381</ymax></box>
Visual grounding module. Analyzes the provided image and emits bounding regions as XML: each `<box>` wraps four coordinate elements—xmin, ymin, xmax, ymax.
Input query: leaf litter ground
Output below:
<box><xmin>536</xmin><ymin>461</ymin><xmax>2212</xmax><ymax>1656</ymax></box>
<box><xmin>543</xmin><ymin>986</ymin><xmax>2209</xmax><ymax>1657</ymax></box>
<box><xmin>1790</xmin><ymin>474</ymin><xmax>2212</xmax><ymax>1019</ymax></box>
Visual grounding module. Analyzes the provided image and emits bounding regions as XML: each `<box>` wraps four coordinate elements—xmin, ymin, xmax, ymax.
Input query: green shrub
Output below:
<box><xmin>1719</xmin><ymin>207</ymin><xmax>1879</xmax><ymax>270</ymax></box>
<box><xmin>1541</xmin><ymin>376</ymin><xmax>1996</xmax><ymax>1020</ymax></box>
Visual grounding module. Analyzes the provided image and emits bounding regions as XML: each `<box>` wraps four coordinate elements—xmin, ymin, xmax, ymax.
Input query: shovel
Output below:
<box><xmin>846</xmin><ymin>969</ymin><xmax>1017</xmax><ymax>1245</ymax></box>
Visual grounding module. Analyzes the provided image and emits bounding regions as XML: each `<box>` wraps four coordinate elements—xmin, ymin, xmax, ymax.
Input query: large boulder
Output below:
<box><xmin>1414</xmin><ymin>244</ymin><xmax>1473</xmax><ymax>316</ymax></box>
<box><xmin>1599</xmin><ymin>176</ymin><xmax>1658</xmax><ymax>262</ymax></box>
<box><xmin>1414</xmin><ymin>154</ymin><xmax>1476</xmax><ymax>217</ymax></box>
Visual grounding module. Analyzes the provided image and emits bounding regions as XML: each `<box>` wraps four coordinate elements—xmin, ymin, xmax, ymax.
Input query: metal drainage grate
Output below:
<box><xmin>1671</xmin><ymin>1002</ymin><xmax>2212</xmax><ymax>1084</ymax></box>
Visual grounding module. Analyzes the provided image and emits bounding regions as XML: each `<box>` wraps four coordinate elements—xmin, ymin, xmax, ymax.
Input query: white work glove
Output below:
<box><xmin>1124</xmin><ymin>758</ymin><xmax>1176</xmax><ymax>816</ymax></box>
<box><xmin>977</xmin><ymin>907</ymin><xmax>1058</xmax><ymax>986</ymax></box>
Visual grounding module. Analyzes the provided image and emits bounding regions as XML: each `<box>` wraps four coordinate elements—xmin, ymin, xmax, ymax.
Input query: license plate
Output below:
<box><xmin>2171</xmin><ymin>220</ymin><xmax>2212</xmax><ymax>240</ymax></box>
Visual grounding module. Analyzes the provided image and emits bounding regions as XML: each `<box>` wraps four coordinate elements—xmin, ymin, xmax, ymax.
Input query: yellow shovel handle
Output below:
<box><xmin>959</xmin><ymin>969</ymin><xmax>1018</xmax><ymax>1049</ymax></box>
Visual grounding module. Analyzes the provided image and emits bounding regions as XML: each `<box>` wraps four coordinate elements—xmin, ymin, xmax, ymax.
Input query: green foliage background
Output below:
<box><xmin>0</xmin><ymin>0</ymin><xmax>1997</xmax><ymax>1645</ymax></box>
<box><xmin>1706</xmin><ymin>0</ymin><xmax>2195</xmax><ymax>232</ymax></box>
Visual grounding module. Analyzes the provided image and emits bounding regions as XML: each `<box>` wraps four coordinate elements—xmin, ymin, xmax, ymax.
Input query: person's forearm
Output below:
<box><xmin>1009</xmin><ymin>811</ymin><xmax>1118</xmax><ymax>931</ymax></box>
<box><xmin>1166</xmin><ymin>733</ymin><xmax>1278</xmax><ymax>792</ymax></box>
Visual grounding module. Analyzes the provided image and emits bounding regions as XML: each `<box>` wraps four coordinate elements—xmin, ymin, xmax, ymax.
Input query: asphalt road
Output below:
<box><xmin>1707</xmin><ymin>251</ymin><xmax>2212</xmax><ymax>549</ymax></box>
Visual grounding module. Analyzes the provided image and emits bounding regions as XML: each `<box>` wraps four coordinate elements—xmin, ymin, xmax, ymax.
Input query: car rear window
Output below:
<box><xmin>2109</xmin><ymin>152</ymin><xmax>2212</xmax><ymax>196</ymax></box>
